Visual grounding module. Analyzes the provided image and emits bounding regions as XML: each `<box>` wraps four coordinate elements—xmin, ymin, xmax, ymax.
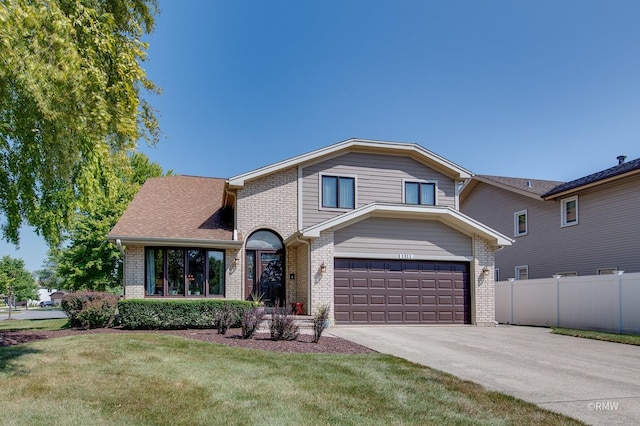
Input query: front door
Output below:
<box><xmin>246</xmin><ymin>250</ymin><xmax>285</xmax><ymax>307</ymax></box>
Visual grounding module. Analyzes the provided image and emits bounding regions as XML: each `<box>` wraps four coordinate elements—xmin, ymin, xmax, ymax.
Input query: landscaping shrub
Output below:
<box><xmin>214</xmin><ymin>304</ymin><xmax>236</xmax><ymax>335</ymax></box>
<box><xmin>313</xmin><ymin>305</ymin><xmax>330</xmax><ymax>343</ymax></box>
<box><xmin>270</xmin><ymin>308</ymin><xmax>299</xmax><ymax>341</ymax></box>
<box><xmin>117</xmin><ymin>299</ymin><xmax>255</xmax><ymax>330</ymax></box>
<box><xmin>240</xmin><ymin>305</ymin><xmax>265</xmax><ymax>339</ymax></box>
<box><xmin>61</xmin><ymin>292</ymin><xmax>118</xmax><ymax>329</ymax></box>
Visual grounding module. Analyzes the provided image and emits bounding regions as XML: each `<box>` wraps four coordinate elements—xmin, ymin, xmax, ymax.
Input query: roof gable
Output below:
<box><xmin>295</xmin><ymin>202</ymin><xmax>512</xmax><ymax>247</ymax></box>
<box><xmin>228</xmin><ymin>138</ymin><xmax>472</xmax><ymax>188</ymax></box>
<box><xmin>461</xmin><ymin>175</ymin><xmax>564</xmax><ymax>201</ymax></box>
<box><xmin>108</xmin><ymin>175</ymin><xmax>236</xmax><ymax>245</ymax></box>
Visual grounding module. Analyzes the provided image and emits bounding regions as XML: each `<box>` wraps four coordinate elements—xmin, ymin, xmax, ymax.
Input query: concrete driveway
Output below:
<box><xmin>328</xmin><ymin>325</ymin><xmax>640</xmax><ymax>426</ymax></box>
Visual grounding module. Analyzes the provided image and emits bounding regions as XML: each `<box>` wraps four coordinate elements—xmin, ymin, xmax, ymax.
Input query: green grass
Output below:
<box><xmin>0</xmin><ymin>318</ymin><xmax>69</xmax><ymax>331</ymax></box>
<box><xmin>552</xmin><ymin>327</ymin><xmax>640</xmax><ymax>346</ymax></box>
<box><xmin>0</xmin><ymin>333</ymin><xmax>582</xmax><ymax>425</ymax></box>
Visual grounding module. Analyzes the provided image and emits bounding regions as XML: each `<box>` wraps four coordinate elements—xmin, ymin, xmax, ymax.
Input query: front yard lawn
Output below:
<box><xmin>0</xmin><ymin>318</ymin><xmax>69</xmax><ymax>331</ymax></box>
<box><xmin>0</xmin><ymin>333</ymin><xmax>582</xmax><ymax>425</ymax></box>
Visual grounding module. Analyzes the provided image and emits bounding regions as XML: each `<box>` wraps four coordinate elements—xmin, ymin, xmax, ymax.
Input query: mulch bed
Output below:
<box><xmin>0</xmin><ymin>327</ymin><xmax>374</xmax><ymax>354</ymax></box>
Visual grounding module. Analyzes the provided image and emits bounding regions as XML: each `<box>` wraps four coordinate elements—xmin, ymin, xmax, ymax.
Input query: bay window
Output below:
<box><xmin>145</xmin><ymin>248</ymin><xmax>225</xmax><ymax>297</ymax></box>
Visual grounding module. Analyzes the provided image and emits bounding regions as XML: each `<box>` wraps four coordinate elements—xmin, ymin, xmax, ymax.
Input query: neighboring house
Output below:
<box><xmin>108</xmin><ymin>139</ymin><xmax>511</xmax><ymax>325</ymax></box>
<box><xmin>460</xmin><ymin>156</ymin><xmax>640</xmax><ymax>280</ymax></box>
<box><xmin>50</xmin><ymin>291</ymin><xmax>68</xmax><ymax>305</ymax></box>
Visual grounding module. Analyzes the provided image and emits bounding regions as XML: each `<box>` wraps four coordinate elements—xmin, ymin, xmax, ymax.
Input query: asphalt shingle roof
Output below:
<box><xmin>475</xmin><ymin>175</ymin><xmax>564</xmax><ymax>197</ymax></box>
<box><xmin>543</xmin><ymin>157</ymin><xmax>640</xmax><ymax>197</ymax></box>
<box><xmin>108</xmin><ymin>175</ymin><xmax>233</xmax><ymax>241</ymax></box>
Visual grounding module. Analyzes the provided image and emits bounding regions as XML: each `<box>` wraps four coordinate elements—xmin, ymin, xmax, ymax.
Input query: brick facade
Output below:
<box><xmin>310</xmin><ymin>230</ymin><xmax>335</xmax><ymax>321</ymax></box>
<box><xmin>235</xmin><ymin>166</ymin><xmax>298</xmax><ymax>300</ymax></box>
<box><xmin>473</xmin><ymin>235</ymin><xmax>496</xmax><ymax>326</ymax></box>
<box><xmin>123</xmin><ymin>245</ymin><xmax>145</xmax><ymax>299</ymax></box>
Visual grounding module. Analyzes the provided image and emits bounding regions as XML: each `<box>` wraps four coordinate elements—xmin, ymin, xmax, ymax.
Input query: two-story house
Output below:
<box><xmin>108</xmin><ymin>139</ymin><xmax>511</xmax><ymax>325</ymax></box>
<box><xmin>460</xmin><ymin>156</ymin><xmax>640</xmax><ymax>280</ymax></box>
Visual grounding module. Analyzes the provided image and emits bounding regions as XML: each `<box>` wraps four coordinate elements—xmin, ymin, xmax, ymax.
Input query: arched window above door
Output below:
<box><xmin>246</xmin><ymin>229</ymin><xmax>283</xmax><ymax>250</ymax></box>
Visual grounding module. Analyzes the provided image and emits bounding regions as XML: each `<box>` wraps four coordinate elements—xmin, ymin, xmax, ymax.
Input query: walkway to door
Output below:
<box><xmin>328</xmin><ymin>325</ymin><xmax>640</xmax><ymax>425</ymax></box>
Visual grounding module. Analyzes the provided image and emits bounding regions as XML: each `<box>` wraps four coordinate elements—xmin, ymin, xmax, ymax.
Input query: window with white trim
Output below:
<box><xmin>514</xmin><ymin>210</ymin><xmax>527</xmax><ymax>236</ymax></box>
<box><xmin>321</xmin><ymin>175</ymin><xmax>355</xmax><ymax>209</ymax></box>
<box><xmin>561</xmin><ymin>196</ymin><xmax>578</xmax><ymax>226</ymax></box>
<box><xmin>404</xmin><ymin>181</ymin><xmax>436</xmax><ymax>205</ymax></box>
<box><xmin>597</xmin><ymin>268</ymin><xmax>618</xmax><ymax>275</ymax></box>
<box><xmin>495</xmin><ymin>268</ymin><xmax>500</xmax><ymax>282</ymax></box>
<box><xmin>556</xmin><ymin>271</ymin><xmax>578</xmax><ymax>277</ymax></box>
<box><xmin>515</xmin><ymin>265</ymin><xmax>528</xmax><ymax>280</ymax></box>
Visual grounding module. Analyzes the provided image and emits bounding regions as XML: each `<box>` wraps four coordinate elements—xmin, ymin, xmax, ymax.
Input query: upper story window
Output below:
<box><xmin>515</xmin><ymin>265</ymin><xmax>528</xmax><ymax>280</ymax></box>
<box><xmin>561</xmin><ymin>196</ymin><xmax>578</xmax><ymax>227</ymax></box>
<box><xmin>514</xmin><ymin>210</ymin><xmax>527</xmax><ymax>237</ymax></box>
<box><xmin>321</xmin><ymin>175</ymin><xmax>355</xmax><ymax>209</ymax></box>
<box><xmin>404</xmin><ymin>181</ymin><xmax>436</xmax><ymax>205</ymax></box>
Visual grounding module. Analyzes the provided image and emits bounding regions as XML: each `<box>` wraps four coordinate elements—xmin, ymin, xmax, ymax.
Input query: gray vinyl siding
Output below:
<box><xmin>461</xmin><ymin>174</ymin><xmax>640</xmax><ymax>278</ymax></box>
<box><xmin>301</xmin><ymin>152</ymin><xmax>457</xmax><ymax>228</ymax></box>
<box><xmin>334</xmin><ymin>217</ymin><xmax>472</xmax><ymax>259</ymax></box>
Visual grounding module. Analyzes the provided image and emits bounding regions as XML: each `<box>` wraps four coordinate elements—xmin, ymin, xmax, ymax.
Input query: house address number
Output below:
<box><xmin>398</xmin><ymin>254</ymin><xmax>414</xmax><ymax>259</ymax></box>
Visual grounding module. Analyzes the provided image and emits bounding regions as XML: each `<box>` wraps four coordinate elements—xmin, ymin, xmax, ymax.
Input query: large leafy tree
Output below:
<box><xmin>0</xmin><ymin>255</ymin><xmax>38</xmax><ymax>303</ymax></box>
<box><xmin>0</xmin><ymin>0</ymin><xmax>160</xmax><ymax>246</ymax></box>
<box><xmin>54</xmin><ymin>152</ymin><xmax>167</xmax><ymax>292</ymax></box>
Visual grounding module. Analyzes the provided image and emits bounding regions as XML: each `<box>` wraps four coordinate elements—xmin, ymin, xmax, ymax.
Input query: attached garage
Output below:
<box><xmin>334</xmin><ymin>258</ymin><xmax>470</xmax><ymax>324</ymax></box>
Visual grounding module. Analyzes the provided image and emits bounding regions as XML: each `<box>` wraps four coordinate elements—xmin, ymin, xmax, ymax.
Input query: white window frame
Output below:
<box><xmin>556</xmin><ymin>271</ymin><xmax>578</xmax><ymax>277</ymax></box>
<box><xmin>597</xmin><ymin>268</ymin><xmax>618</xmax><ymax>275</ymax></box>
<box><xmin>494</xmin><ymin>268</ymin><xmax>500</xmax><ymax>282</ymax></box>
<box><xmin>515</xmin><ymin>265</ymin><xmax>528</xmax><ymax>280</ymax></box>
<box><xmin>402</xmin><ymin>179</ymin><xmax>438</xmax><ymax>206</ymax></box>
<box><xmin>318</xmin><ymin>173</ymin><xmax>357</xmax><ymax>211</ymax></box>
<box><xmin>561</xmin><ymin>195</ymin><xmax>578</xmax><ymax>227</ymax></box>
<box><xmin>514</xmin><ymin>209</ymin><xmax>528</xmax><ymax>237</ymax></box>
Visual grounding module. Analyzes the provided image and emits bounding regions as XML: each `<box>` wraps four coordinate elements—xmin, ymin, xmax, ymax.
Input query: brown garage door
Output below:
<box><xmin>334</xmin><ymin>259</ymin><xmax>470</xmax><ymax>324</ymax></box>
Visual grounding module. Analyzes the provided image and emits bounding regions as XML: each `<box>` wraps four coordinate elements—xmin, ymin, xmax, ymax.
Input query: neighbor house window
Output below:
<box><xmin>145</xmin><ymin>248</ymin><xmax>225</xmax><ymax>297</ymax></box>
<box><xmin>322</xmin><ymin>175</ymin><xmax>355</xmax><ymax>209</ymax></box>
<box><xmin>557</xmin><ymin>272</ymin><xmax>578</xmax><ymax>277</ymax></box>
<box><xmin>404</xmin><ymin>181</ymin><xmax>436</xmax><ymax>205</ymax></box>
<box><xmin>495</xmin><ymin>268</ymin><xmax>500</xmax><ymax>282</ymax></box>
<box><xmin>597</xmin><ymin>268</ymin><xmax>618</xmax><ymax>275</ymax></box>
<box><xmin>515</xmin><ymin>265</ymin><xmax>528</xmax><ymax>280</ymax></box>
<box><xmin>561</xmin><ymin>196</ymin><xmax>578</xmax><ymax>226</ymax></box>
<box><xmin>514</xmin><ymin>210</ymin><xmax>527</xmax><ymax>236</ymax></box>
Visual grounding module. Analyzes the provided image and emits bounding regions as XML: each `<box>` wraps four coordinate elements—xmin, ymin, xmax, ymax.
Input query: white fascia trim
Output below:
<box><xmin>334</xmin><ymin>252</ymin><xmax>473</xmax><ymax>262</ymax></box>
<box><xmin>107</xmin><ymin>236</ymin><xmax>244</xmax><ymax>249</ymax></box>
<box><xmin>227</xmin><ymin>138</ymin><xmax>472</xmax><ymax>188</ymax></box>
<box><xmin>301</xmin><ymin>202</ymin><xmax>513</xmax><ymax>246</ymax></box>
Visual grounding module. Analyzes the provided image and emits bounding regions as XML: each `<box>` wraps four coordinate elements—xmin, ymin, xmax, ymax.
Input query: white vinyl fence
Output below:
<box><xmin>495</xmin><ymin>272</ymin><xmax>640</xmax><ymax>334</ymax></box>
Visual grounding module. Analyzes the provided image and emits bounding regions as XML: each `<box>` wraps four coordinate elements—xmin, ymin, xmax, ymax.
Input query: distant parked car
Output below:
<box><xmin>39</xmin><ymin>301</ymin><xmax>54</xmax><ymax>308</ymax></box>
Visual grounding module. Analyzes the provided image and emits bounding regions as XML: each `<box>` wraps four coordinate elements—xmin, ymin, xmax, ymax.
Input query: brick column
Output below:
<box><xmin>124</xmin><ymin>245</ymin><xmax>145</xmax><ymax>299</ymax></box>
<box><xmin>473</xmin><ymin>236</ymin><xmax>495</xmax><ymax>326</ymax></box>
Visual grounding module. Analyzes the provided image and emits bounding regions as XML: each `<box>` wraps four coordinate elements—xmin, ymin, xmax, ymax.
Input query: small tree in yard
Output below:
<box><xmin>213</xmin><ymin>304</ymin><xmax>236</xmax><ymax>335</ymax></box>
<box><xmin>270</xmin><ymin>305</ymin><xmax>299</xmax><ymax>341</ymax></box>
<box><xmin>313</xmin><ymin>305</ymin><xmax>330</xmax><ymax>343</ymax></box>
<box><xmin>0</xmin><ymin>256</ymin><xmax>38</xmax><ymax>309</ymax></box>
<box><xmin>241</xmin><ymin>305</ymin><xmax>265</xmax><ymax>339</ymax></box>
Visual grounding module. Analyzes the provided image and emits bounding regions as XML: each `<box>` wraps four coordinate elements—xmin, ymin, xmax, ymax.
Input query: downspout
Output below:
<box><xmin>225</xmin><ymin>186</ymin><xmax>238</xmax><ymax>241</ymax></box>
<box><xmin>116</xmin><ymin>239</ymin><xmax>126</xmax><ymax>298</ymax></box>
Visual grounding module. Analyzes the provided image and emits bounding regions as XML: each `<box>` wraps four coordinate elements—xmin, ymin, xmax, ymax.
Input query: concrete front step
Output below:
<box><xmin>255</xmin><ymin>314</ymin><xmax>316</xmax><ymax>335</ymax></box>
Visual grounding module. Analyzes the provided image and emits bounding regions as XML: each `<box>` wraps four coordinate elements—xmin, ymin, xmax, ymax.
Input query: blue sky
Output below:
<box><xmin>3</xmin><ymin>0</ymin><xmax>640</xmax><ymax>272</ymax></box>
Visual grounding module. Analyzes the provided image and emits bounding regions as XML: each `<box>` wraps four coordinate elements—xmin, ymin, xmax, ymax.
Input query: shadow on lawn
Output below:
<box><xmin>0</xmin><ymin>339</ymin><xmax>43</xmax><ymax>373</ymax></box>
